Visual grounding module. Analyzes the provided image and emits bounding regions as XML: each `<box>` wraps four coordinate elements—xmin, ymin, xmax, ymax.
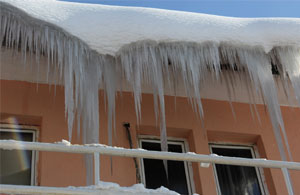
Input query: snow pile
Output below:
<box><xmin>0</xmin><ymin>0</ymin><xmax>299</xmax><ymax>188</ymax></box>
<box><xmin>75</xmin><ymin>181</ymin><xmax>179</xmax><ymax>195</ymax></box>
<box><xmin>55</xmin><ymin>139</ymin><xmax>72</xmax><ymax>146</ymax></box>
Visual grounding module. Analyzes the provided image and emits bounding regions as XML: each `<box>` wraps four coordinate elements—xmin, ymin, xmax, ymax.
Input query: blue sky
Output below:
<box><xmin>63</xmin><ymin>0</ymin><xmax>300</xmax><ymax>18</ymax></box>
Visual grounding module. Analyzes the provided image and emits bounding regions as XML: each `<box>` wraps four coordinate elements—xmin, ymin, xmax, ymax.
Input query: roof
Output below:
<box><xmin>2</xmin><ymin>0</ymin><xmax>300</xmax><ymax>55</ymax></box>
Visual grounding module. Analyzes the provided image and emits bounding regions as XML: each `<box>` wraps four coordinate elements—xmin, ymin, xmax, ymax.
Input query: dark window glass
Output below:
<box><xmin>212</xmin><ymin>146</ymin><xmax>263</xmax><ymax>195</ymax></box>
<box><xmin>0</xmin><ymin>130</ymin><xmax>34</xmax><ymax>185</ymax></box>
<box><xmin>142</xmin><ymin>141</ymin><xmax>189</xmax><ymax>194</ymax></box>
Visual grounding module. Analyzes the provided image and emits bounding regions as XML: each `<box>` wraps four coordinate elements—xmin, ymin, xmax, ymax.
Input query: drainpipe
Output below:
<box><xmin>123</xmin><ymin>122</ymin><xmax>141</xmax><ymax>183</ymax></box>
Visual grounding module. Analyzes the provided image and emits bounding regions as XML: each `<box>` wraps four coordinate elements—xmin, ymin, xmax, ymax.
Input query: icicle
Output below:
<box><xmin>274</xmin><ymin>47</ymin><xmax>300</xmax><ymax>106</ymax></box>
<box><xmin>0</xmin><ymin>3</ymin><xmax>104</xmax><ymax>185</ymax></box>
<box><xmin>222</xmin><ymin>71</ymin><xmax>237</xmax><ymax>121</ymax></box>
<box><xmin>103</xmin><ymin>56</ymin><xmax>117</xmax><ymax>147</ymax></box>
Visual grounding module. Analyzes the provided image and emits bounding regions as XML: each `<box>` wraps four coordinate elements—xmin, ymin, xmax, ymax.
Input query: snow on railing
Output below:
<box><xmin>0</xmin><ymin>140</ymin><xmax>299</xmax><ymax>195</ymax></box>
<box><xmin>0</xmin><ymin>183</ymin><xmax>178</xmax><ymax>195</ymax></box>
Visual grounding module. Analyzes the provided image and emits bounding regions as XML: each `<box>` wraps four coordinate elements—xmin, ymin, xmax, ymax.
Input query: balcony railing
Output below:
<box><xmin>1</xmin><ymin>140</ymin><xmax>299</xmax><ymax>195</ymax></box>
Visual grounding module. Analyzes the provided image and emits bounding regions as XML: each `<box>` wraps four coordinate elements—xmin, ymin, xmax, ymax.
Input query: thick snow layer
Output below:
<box><xmin>1</xmin><ymin>0</ymin><xmax>300</xmax><ymax>54</ymax></box>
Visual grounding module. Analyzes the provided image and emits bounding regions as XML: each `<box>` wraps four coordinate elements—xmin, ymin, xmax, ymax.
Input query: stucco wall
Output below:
<box><xmin>1</xmin><ymin>80</ymin><xmax>299</xmax><ymax>195</ymax></box>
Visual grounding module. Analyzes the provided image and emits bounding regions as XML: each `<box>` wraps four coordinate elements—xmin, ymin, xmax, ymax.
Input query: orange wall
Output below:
<box><xmin>1</xmin><ymin>80</ymin><xmax>299</xmax><ymax>195</ymax></box>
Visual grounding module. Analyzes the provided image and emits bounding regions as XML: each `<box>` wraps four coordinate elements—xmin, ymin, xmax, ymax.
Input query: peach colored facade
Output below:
<box><xmin>1</xmin><ymin>79</ymin><xmax>300</xmax><ymax>195</ymax></box>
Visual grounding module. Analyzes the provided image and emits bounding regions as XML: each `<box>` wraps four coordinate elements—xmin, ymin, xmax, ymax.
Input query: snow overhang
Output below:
<box><xmin>1</xmin><ymin>0</ymin><xmax>300</xmax><ymax>55</ymax></box>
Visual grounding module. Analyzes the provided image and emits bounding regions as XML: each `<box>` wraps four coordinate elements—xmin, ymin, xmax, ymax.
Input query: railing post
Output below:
<box><xmin>281</xmin><ymin>168</ymin><xmax>294</xmax><ymax>195</ymax></box>
<box><xmin>94</xmin><ymin>153</ymin><xmax>100</xmax><ymax>185</ymax></box>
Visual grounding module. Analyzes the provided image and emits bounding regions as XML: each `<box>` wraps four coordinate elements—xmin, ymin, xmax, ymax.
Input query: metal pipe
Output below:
<box><xmin>123</xmin><ymin>122</ymin><xmax>141</xmax><ymax>183</ymax></box>
<box><xmin>1</xmin><ymin>140</ymin><xmax>300</xmax><ymax>170</ymax></box>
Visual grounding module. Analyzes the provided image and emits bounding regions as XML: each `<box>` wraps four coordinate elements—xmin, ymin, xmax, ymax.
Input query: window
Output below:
<box><xmin>210</xmin><ymin>144</ymin><xmax>266</xmax><ymax>195</ymax></box>
<box><xmin>0</xmin><ymin>127</ymin><xmax>36</xmax><ymax>185</ymax></box>
<box><xmin>139</xmin><ymin>139</ymin><xmax>193</xmax><ymax>195</ymax></box>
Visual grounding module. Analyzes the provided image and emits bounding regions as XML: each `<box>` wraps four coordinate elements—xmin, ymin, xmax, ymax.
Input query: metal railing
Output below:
<box><xmin>1</xmin><ymin>140</ymin><xmax>299</xmax><ymax>194</ymax></box>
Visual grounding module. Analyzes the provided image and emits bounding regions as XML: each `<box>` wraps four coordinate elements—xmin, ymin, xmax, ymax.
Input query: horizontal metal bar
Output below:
<box><xmin>0</xmin><ymin>184</ymin><xmax>95</xmax><ymax>195</ymax></box>
<box><xmin>1</xmin><ymin>140</ymin><xmax>300</xmax><ymax>170</ymax></box>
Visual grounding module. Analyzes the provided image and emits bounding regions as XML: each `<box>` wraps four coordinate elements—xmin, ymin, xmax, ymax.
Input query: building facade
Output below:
<box><xmin>1</xmin><ymin>1</ymin><xmax>300</xmax><ymax>194</ymax></box>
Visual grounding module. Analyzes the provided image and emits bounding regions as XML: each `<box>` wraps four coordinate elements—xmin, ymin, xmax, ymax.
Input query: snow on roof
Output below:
<box><xmin>2</xmin><ymin>0</ymin><xmax>300</xmax><ymax>54</ymax></box>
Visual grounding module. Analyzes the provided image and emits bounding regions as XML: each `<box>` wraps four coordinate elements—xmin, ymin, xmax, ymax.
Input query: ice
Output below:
<box><xmin>1</xmin><ymin>0</ymin><xmax>299</xmax><ymax>189</ymax></box>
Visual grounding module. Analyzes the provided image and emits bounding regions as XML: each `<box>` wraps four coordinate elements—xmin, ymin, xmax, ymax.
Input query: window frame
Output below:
<box><xmin>209</xmin><ymin>143</ymin><xmax>268</xmax><ymax>195</ymax></box>
<box><xmin>0</xmin><ymin>124</ymin><xmax>38</xmax><ymax>186</ymax></box>
<box><xmin>139</xmin><ymin>136</ymin><xmax>195</xmax><ymax>195</ymax></box>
